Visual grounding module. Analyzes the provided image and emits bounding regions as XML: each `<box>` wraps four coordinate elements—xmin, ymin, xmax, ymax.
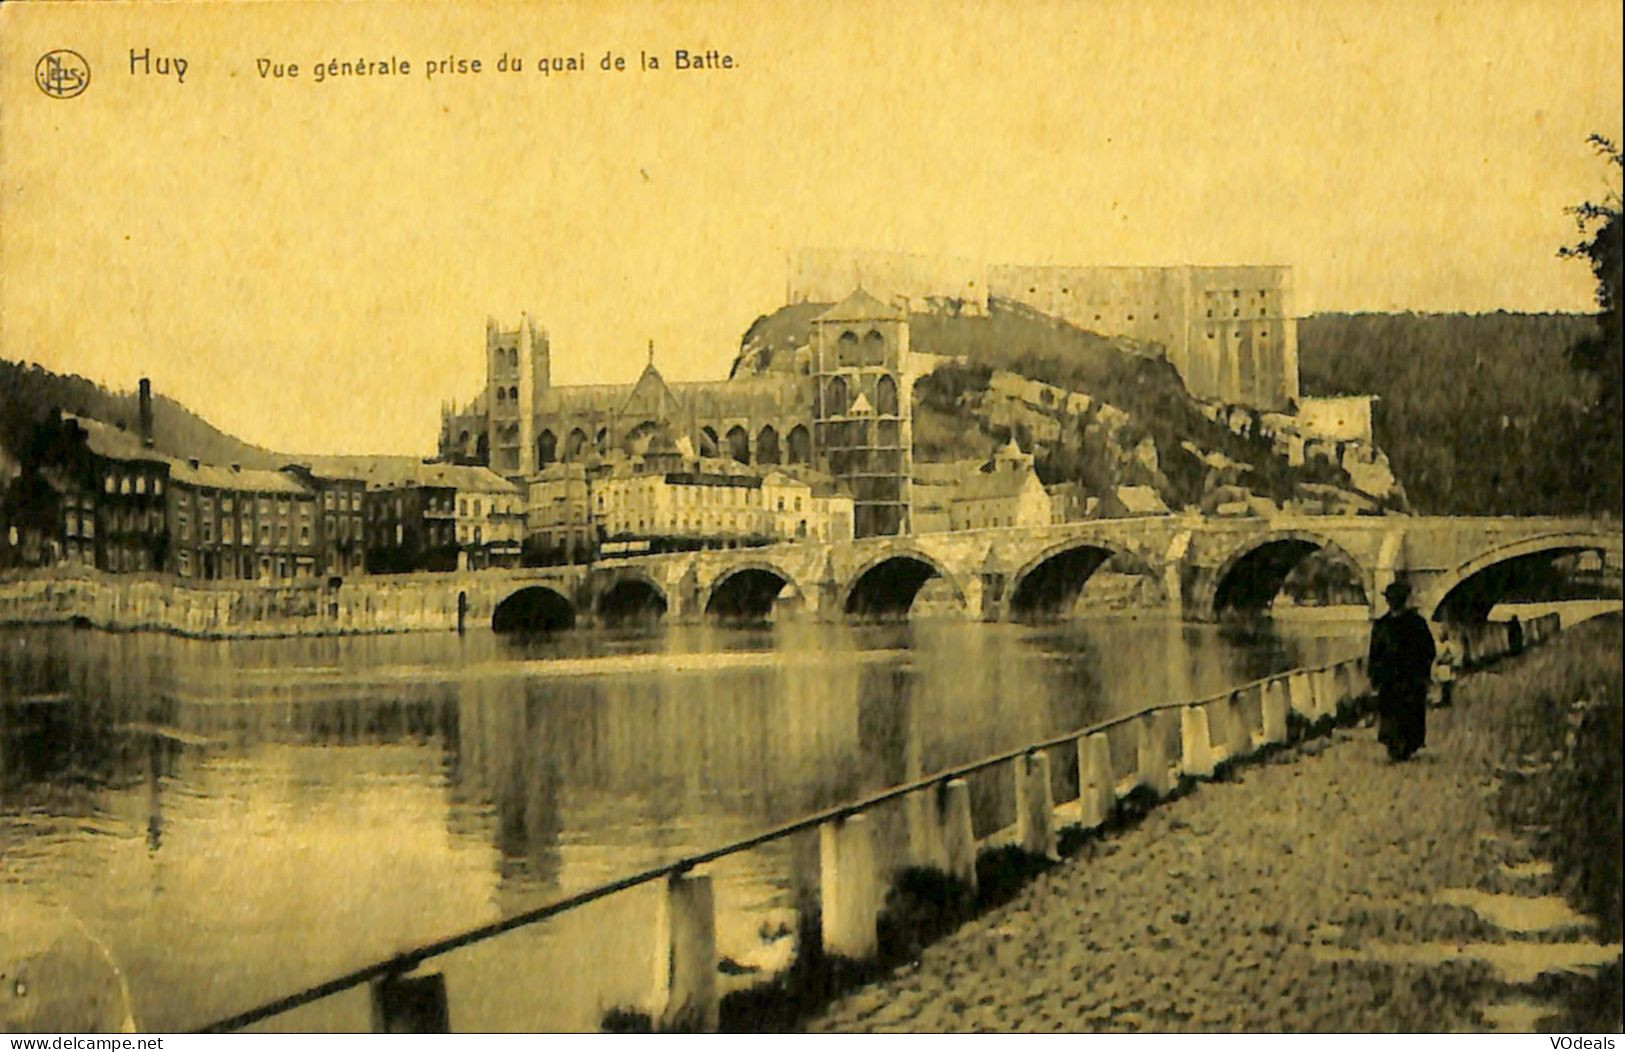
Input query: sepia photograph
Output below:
<box><xmin>1</xmin><ymin>0</ymin><xmax>1621</xmax><ymax>1037</ymax></box>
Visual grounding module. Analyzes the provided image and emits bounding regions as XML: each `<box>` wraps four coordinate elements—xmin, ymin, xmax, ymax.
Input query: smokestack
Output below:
<box><xmin>138</xmin><ymin>378</ymin><xmax>154</xmax><ymax>448</ymax></box>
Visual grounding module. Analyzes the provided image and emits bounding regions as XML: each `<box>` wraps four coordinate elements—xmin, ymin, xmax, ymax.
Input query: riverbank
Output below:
<box><xmin>0</xmin><ymin>566</ymin><xmax>528</xmax><ymax>639</ymax></box>
<box><xmin>805</xmin><ymin>615</ymin><xmax>1624</xmax><ymax>1033</ymax></box>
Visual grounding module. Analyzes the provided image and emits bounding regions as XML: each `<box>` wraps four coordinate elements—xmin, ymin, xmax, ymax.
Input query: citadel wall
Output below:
<box><xmin>790</xmin><ymin>251</ymin><xmax>1300</xmax><ymax>410</ymax></box>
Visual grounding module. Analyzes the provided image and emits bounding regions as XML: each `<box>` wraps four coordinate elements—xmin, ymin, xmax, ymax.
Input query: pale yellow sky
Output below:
<box><xmin>2</xmin><ymin>0</ymin><xmax>1621</xmax><ymax>455</ymax></box>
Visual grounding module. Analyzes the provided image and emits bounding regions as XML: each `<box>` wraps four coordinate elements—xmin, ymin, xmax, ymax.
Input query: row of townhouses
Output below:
<box><xmin>0</xmin><ymin>388</ymin><xmax>861</xmax><ymax>578</ymax></box>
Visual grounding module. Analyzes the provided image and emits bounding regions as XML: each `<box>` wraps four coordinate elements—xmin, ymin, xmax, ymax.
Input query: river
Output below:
<box><xmin>0</xmin><ymin>616</ymin><xmax>1369</xmax><ymax>1031</ymax></box>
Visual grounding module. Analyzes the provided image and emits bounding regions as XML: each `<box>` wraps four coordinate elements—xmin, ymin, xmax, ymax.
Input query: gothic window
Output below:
<box><xmin>863</xmin><ymin>329</ymin><xmax>885</xmax><ymax>365</ymax></box>
<box><xmin>565</xmin><ymin>428</ymin><xmax>588</xmax><ymax>461</ymax></box>
<box><xmin>876</xmin><ymin>374</ymin><xmax>899</xmax><ymax>416</ymax></box>
<box><xmin>837</xmin><ymin>330</ymin><xmax>859</xmax><ymax>367</ymax></box>
<box><xmin>726</xmin><ymin>426</ymin><xmax>750</xmax><ymax>464</ymax></box>
<box><xmin>538</xmin><ymin>430</ymin><xmax>557</xmax><ymax>465</ymax></box>
<box><xmin>786</xmin><ymin>425</ymin><xmax>811</xmax><ymax>465</ymax></box>
<box><xmin>509</xmin><ymin>386</ymin><xmax>519</xmax><ymax>401</ymax></box>
<box><xmin>756</xmin><ymin>425</ymin><xmax>780</xmax><ymax>465</ymax></box>
<box><xmin>825</xmin><ymin>376</ymin><xmax>849</xmax><ymax>417</ymax></box>
<box><xmin>497</xmin><ymin>387</ymin><xmax>507</xmax><ymax>403</ymax></box>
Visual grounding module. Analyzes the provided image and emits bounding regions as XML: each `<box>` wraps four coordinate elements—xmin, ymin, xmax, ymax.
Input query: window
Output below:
<box><xmin>460</xmin><ymin>499</ymin><xmax>468</xmax><ymax>516</ymax></box>
<box><xmin>324</xmin><ymin>492</ymin><xmax>335</xmax><ymax>510</ymax></box>
<box><xmin>136</xmin><ymin>476</ymin><xmax>146</xmax><ymax>495</ymax></box>
<box><xmin>154</xmin><ymin>479</ymin><xmax>164</xmax><ymax>496</ymax></box>
<box><xmin>178</xmin><ymin>550</ymin><xmax>191</xmax><ymax>577</ymax></box>
<box><xmin>202</xmin><ymin>517</ymin><xmax>213</xmax><ymax>544</ymax></box>
<box><xmin>119</xmin><ymin>476</ymin><xmax>131</xmax><ymax>495</ymax></box>
<box><xmin>260</xmin><ymin>520</ymin><xmax>271</xmax><ymax>544</ymax></box>
<box><xmin>280</xmin><ymin>523</ymin><xmax>290</xmax><ymax>545</ymax></box>
<box><xmin>223</xmin><ymin>517</ymin><xmax>235</xmax><ymax>544</ymax></box>
<box><xmin>105</xmin><ymin>474</ymin><xmax>115</xmax><ymax>493</ymax></box>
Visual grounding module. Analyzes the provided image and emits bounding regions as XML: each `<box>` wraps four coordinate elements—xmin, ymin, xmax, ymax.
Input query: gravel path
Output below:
<box><xmin>806</xmin><ymin>657</ymin><xmax>1622</xmax><ymax>1033</ymax></box>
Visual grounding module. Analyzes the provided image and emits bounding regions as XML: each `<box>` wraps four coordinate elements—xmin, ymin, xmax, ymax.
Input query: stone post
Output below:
<box><xmin>652</xmin><ymin>869</ymin><xmax>719</xmax><ymax>1032</ymax></box>
<box><xmin>1223</xmin><ymin>690</ymin><xmax>1254</xmax><ymax>762</ymax></box>
<box><xmin>1136</xmin><ymin>712</ymin><xmax>1174</xmax><ymax>797</ymax></box>
<box><xmin>1076</xmin><ymin>734</ymin><xmax>1115</xmax><ymax>829</ymax></box>
<box><xmin>1287</xmin><ymin>671</ymin><xmax>1316</xmax><ymax>721</ymax></box>
<box><xmin>820</xmin><ymin>813</ymin><xmax>880</xmax><ymax>960</ymax></box>
<box><xmin>1014</xmin><ymin>750</ymin><xmax>1058</xmax><ymax>860</ymax></box>
<box><xmin>1181</xmin><ymin>704</ymin><xmax>1216</xmax><ymax>778</ymax></box>
<box><xmin>939</xmin><ymin>779</ymin><xmax>978</xmax><ymax>894</ymax></box>
<box><xmin>1261</xmin><ymin>678</ymin><xmax>1290</xmax><ymax>744</ymax></box>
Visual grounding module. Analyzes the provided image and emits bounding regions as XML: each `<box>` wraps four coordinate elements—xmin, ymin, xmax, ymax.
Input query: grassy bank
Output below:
<box><xmin>1456</xmin><ymin>614</ymin><xmax>1624</xmax><ymax>942</ymax></box>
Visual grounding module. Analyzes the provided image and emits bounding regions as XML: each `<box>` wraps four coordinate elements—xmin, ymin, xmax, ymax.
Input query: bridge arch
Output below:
<box><xmin>841</xmin><ymin>548</ymin><xmax>966</xmax><ymax>622</ymax></box>
<box><xmin>703</xmin><ymin>561</ymin><xmax>805</xmax><ymax>623</ymax></box>
<box><xmin>492</xmin><ymin>585</ymin><xmax>576</xmax><ymax>633</ymax></box>
<box><xmin>1423</xmin><ymin>530</ymin><xmax>1622</xmax><ymax>622</ymax></box>
<box><xmin>595</xmin><ymin>570</ymin><xmax>669</xmax><ymax>627</ymax></box>
<box><xmin>1007</xmin><ymin>539</ymin><xmax>1165</xmax><ymax>622</ymax></box>
<box><xmin>1205</xmin><ymin>530</ymin><xmax>1370</xmax><ymax>620</ymax></box>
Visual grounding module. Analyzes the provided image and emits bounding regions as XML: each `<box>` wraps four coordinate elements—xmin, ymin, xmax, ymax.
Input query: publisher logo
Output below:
<box><xmin>36</xmin><ymin>50</ymin><xmax>90</xmax><ymax>98</ymax></box>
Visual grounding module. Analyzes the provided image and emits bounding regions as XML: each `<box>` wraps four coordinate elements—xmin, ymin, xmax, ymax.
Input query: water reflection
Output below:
<box><xmin>0</xmin><ymin>616</ymin><xmax>1364</xmax><ymax>1031</ymax></box>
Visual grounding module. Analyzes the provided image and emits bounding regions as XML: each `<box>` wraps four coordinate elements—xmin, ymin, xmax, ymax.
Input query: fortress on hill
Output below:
<box><xmin>788</xmin><ymin>249</ymin><xmax>1300</xmax><ymax>412</ymax></box>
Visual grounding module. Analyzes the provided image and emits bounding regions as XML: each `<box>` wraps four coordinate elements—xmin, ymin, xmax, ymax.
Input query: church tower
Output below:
<box><xmin>486</xmin><ymin>312</ymin><xmax>549</xmax><ymax>479</ymax></box>
<box><xmin>811</xmin><ymin>289</ymin><xmax>912</xmax><ymax>537</ymax></box>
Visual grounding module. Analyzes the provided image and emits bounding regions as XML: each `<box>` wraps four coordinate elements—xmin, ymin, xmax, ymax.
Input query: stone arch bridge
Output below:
<box><xmin>462</xmin><ymin>515</ymin><xmax>1621</xmax><ymax>630</ymax></box>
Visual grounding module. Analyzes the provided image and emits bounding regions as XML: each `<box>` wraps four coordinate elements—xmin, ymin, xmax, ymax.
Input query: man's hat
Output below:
<box><xmin>1384</xmin><ymin>579</ymin><xmax>1412</xmax><ymax>605</ymax></box>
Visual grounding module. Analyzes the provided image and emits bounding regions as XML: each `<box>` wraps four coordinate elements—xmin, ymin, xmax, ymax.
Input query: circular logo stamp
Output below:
<box><xmin>36</xmin><ymin>50</ymin><xmax>90</xmax><ymax>99</ymax></box>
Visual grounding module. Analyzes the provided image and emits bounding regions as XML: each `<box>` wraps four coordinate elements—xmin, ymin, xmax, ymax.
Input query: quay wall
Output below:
<box><xmin>0</xmin><ymin>568</ymin><xmax>486</xmax><ymax>639</ymax></box>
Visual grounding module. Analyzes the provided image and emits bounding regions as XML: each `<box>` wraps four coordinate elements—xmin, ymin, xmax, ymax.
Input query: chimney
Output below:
<box><xmin>138</xmin><ymin>378</ymin><xmax>155</xmax><ymax>448</ymax></box>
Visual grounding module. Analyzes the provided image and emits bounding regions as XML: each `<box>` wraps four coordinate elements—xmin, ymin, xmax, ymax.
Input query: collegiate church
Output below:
<box><xmin>439</xmin><ymin>289</ymin><xmax>916</xmax><ymax>537</ymax></box>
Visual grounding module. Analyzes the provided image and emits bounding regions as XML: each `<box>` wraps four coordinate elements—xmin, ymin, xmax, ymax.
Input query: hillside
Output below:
<box><xmin>0</xmin><ymin>359</ymin><xmax>288</xmax><ymax>471</ymax></box>
<box><xmin>1298</xmin><ymin>313</ymin><xmax>1607</xmax><ymax>515</ymax></box>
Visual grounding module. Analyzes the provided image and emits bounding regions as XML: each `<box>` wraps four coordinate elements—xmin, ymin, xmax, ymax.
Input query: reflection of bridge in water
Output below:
<box><xmin>474</xmin><ymin>515</ymin><xmax>1623</xmax><ymax>630</ymax></box>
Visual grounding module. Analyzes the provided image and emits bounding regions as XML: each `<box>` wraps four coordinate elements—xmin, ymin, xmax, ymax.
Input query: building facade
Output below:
<box><xmin>788</xmin><ymin>250</ymin><xmax>1300</xmax><ymax>411</ymax></box>
<box><xmin>811</xmin><ymin>290</ymin><xmax>913</xmax><ymax>537</ymax></box>
<box><xmin>438</xmin><ymin>289</ymin><xmax>911</xmax><ymax>539</ymax></box>
<box><xmin>948</xmin><ymin>441</ymin><xmax>1051</xmax><ymax>531</ymax></box>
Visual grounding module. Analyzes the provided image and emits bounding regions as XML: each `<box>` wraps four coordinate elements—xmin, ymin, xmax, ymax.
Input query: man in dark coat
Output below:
<box><xmin>1368</xmin><ymin>579</ymin><xmax>1436</xmax><ymax>761</ymax></box>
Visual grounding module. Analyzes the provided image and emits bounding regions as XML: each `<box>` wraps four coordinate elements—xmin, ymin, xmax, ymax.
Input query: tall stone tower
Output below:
<box><xmin>811</xmin><ymin>289</ymin><xmax>912</xmax><ymax>537</ymax></box>
<box><xmin>485</xmin><ymin>313</ymin><xmax>550</xmax><ymax>478</ymax></box>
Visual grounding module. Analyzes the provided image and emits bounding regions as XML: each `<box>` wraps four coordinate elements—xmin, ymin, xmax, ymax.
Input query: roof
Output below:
<box><xmin>619</xmin><ymin>363</ymin><xmax>684</xmax><ymax>421</ymax></box>
<box><xmin>67</xmin><ymin>413</ymin><xmax>307</xmax><ymax>494</ymax></box>
<box><xmin>302</xmin><ymin>456</ymin><xmax>517</xmax><ymax>494</ymax></box>
<box><xmin>1114</xmin><ymin>485</ymin><xmax>1170</xmax><ymax>514</ymax></box>
<box><xmin>814</xmin><ymin>288</ymin><xmax>906</xmax><ymax>324</ymax></box>
<box><xmin>64</xmin><ymin>414</ymin><xmax>167</xmax><ymax>466</ymax></box>
<box><xmin>956</xmin><ymin>469</ymin><xmax>1041</xmax><ymax>503</ymax></box>
<box><xmin>170</xmin><ymin>458</ymin><xmax>308</xmax><ymax>495</ymax></box>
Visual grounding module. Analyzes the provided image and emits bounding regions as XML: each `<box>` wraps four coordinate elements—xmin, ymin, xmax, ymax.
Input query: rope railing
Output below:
<box><xmin>195</xmin><ymin>650</ymin><xmax>1382</xmax><ymax>1034</ymax></box>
